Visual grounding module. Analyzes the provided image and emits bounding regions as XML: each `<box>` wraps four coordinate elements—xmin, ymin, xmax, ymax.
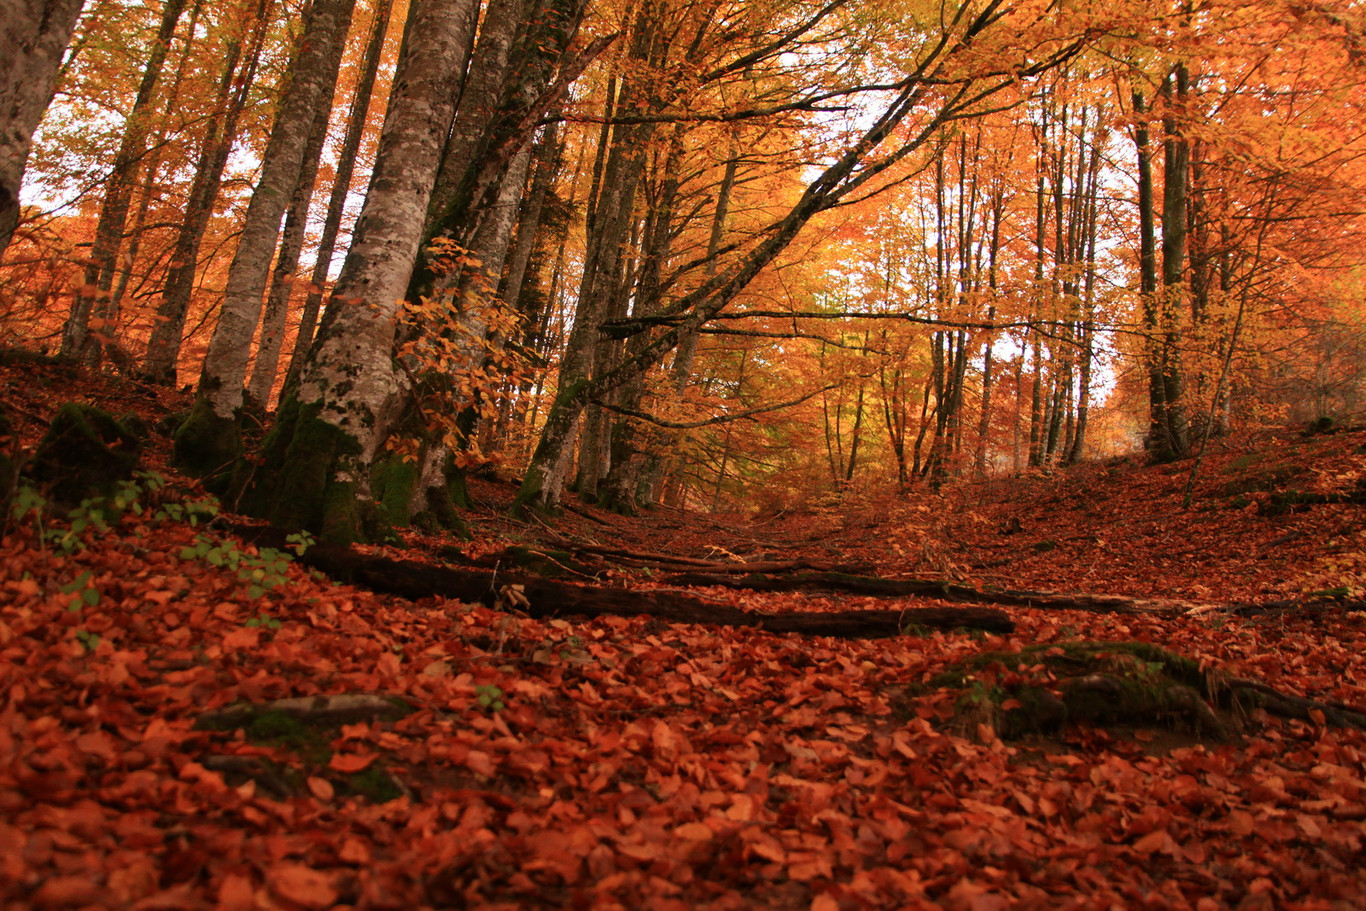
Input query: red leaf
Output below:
<box><xmin>306</xmin><ymin>776</ymin><xmax>335</xmax><ymax>800</ymax></box>
<box><xmin>268</xmin><ymin>863</ymin><xmax>338</xmax><ymax>910</ymax></box>
<box><xmin>328</xmin><ymin>752</ymin><xmax>377</xmax><ymax>773</ymax></box>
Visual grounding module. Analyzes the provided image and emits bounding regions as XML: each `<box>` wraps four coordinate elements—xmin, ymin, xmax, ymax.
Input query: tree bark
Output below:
<box><xmin>61</xmin><ymin>0</ymin><xmax>187</xmax><ymax>362</ymax></box>
<box><xmin>246</xmin><ymin>0</ymin><xmax>477</xmax><ymax>542</ymax></box>
<box><xmin>175</xmin><ymin>0</ymin><xmax>356</xmax><ymax>477</ymax></box>
<box><xmin>247</xmin><ymin>12</ymin><xmax>353</xmax><ymax>410</ymax></box>
<box><xmin>0</xmin><ymin>0</ymin><xmax>87</xmax><ymax>259</ymax></box>
<box><xmin>141</xmin><ymin>0</ymin><xmax>274</xmax><ymax>386</ymax></box>
<box><xmin>283</xmin><ymin>0</ymin><xmax>395</xmax><ymax>394</ymax></box>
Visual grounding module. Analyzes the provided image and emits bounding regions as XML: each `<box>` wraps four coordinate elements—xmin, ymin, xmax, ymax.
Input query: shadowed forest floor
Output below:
<box><xmin>3</xmin><ymin>358</ymin><xmax>1366</xmax><ymax>909</ymax></box>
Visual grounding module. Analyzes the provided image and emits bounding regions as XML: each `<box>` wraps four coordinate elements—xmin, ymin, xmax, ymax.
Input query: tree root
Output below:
<box><xmin>230</xmin><ymin>524</ymin><xmax>1014</xmax><ymax>636</ymax></box>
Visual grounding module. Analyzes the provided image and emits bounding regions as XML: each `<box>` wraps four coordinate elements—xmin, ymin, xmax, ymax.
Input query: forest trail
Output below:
<box><xmin>3</xmin><ymin>358</ymin><xmax>1366</xmax><ymax>909</ymax></box>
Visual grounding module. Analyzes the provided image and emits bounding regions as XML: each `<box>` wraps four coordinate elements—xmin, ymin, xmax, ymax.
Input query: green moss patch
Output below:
<box><xmin>195</xmin><ymin>694</ymin><xmax>414</xmax><ymax>802</ymax></box>
<box><xmin>932</xmin><ymin>641</ymin><xmax>1236</xmax><ymax>741</ymax></box>
<box><xmin>29</xmin><ymin>402</ymin><xmax>142</xmax><ymax>506</ymax></box>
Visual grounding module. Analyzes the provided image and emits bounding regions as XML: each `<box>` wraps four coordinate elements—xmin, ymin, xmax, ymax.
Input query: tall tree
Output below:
<box><xmin>140</xmin><ymin>0</ymin><xmax>275</xmax><ymax>385</ymax></box>
<box><xmin>0</xmin><ymin>0</ymin><xmax>87</xmax><ymax>258</ymax></box>
<box><xmin>243</xmin><ymin>0</ymin><xmax>479</xmax><ymax>541</ymax></box>
<box><xmin>282</xmin><ymin>0</ymin><xmax>395</xmax><ymax>392</ymax></box>
<box><xmin>175</xmin><ymin>0</ymin><xmax>356</xmax><ymax>476</ymax></box>
<box><xmin>516</xmin><ymin>0</ymin><xmax>1090</xmax><ymax>512</ymax></box>
<box><xmin>60</xmin><ymin>0</ymin><xmax>188</xmax><ymax>362</ymax></box>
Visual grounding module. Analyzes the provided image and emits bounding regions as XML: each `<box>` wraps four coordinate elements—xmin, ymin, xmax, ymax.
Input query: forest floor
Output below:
<box><xmin>3</xmin><ymin>358</ymin><xmax>1366</xmax><ymax>909</ymax></box>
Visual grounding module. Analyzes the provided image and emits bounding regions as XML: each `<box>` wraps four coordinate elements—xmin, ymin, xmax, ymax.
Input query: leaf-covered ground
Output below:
<box><xmin>3</xmin><ymin>361</ymin><xmax>1366</xmax><ymax>909</ymax></box>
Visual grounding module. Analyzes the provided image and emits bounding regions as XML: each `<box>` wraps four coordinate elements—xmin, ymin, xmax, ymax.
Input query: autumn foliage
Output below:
<box><xmin>1</xmin><ymin>360</ymin><xmax>1366</xmax><ymax>907</ymax></box>
<box><xmin>4</xmin><ymin>0</ymin><xmax>1366</xmax><ymax>906</ymax></box>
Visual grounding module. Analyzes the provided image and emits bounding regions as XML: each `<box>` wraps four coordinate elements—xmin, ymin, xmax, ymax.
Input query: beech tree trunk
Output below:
<box><xmin>61</xmin><ymin>0</ymin><xmax>186</xmax><ymax>362</ymax></box>
<box><xmin>283</xmin><ymin>0</ymin><xmax>394</xmax><ymax>393</ymax></box>
<box><xmin>420</xmin><ymin>0</ymin><xmax>524</xmax><ymax>246</ymax></box>
<box><xmin>141</xmin><ymin>0</ymin><xmax>273</xmax><ymax>386</ymax></box>
<box><xmin>247</xmin><ymin>23</ymin><xmax>351</xmax><ymax>410</ymax></box>
<box><xmin>175</xmin><ymin>0</ymin><xmax>356</xmax><ymax>477</ymax></box>
<box><xmin>0</xmin><ymin>0</ymin><xmax>87</xmax><ymax>259</ymax></box>
<box><xmin>246</xmin><ymin>0</ymin><xmax>477</xmax><ymax>542</ymax></box>
<box><xmin>1156</xmin><ymin>64</ymin><xmax>1190</xmax><ymax>457</ymax></box>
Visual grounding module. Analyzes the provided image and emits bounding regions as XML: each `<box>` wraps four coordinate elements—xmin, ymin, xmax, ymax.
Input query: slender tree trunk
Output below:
<box><xmin>1157</xmin><ymin>64</ymin><xmax>1190</xmax><ymax>457</ymax></box>
<box><xmin>1135</xmin><ymin>79</ymin><xmax>1189</xmax><ymax>462</ymax></box>
<box><xmin>62</xmin><ymin>0</ymin><xmax>187</xmax><ymax>361</ymax></box>
<box><xmin>635</xmin><ymin>133</ymin><xmax>741</xmax><ymax>506</ymax></box>
<box><xmin>247</xmin><ymin>16</ymin><xmax>351</xmax><ymax>410</ymax></box>
<box><xmin>141</xmin><ymin>0</ymin><xmax>273</xmax><ymax>385</ymax></box>
<box><xmin>105</xmin><ymin>0</ymin><xmax>204</xmax><ymax>328</ymax></box>
<box><xmin>423</xmin><ymin>0</ymin><xmax>525</xmax><ymax>234</ymax></box>
<box><xmin>283</xmin><ymin>0</ymin><xmax>394</xmax><ymax>393</ymax></box>
<box><xmin>0</xmin><ymin>0</ymin><xmax>86</xmax><ymax>259</ymax></box>
<box><xmin>176</xmin><ymin>0</ymin><xmax>357</xmax><ymax>476</ymax></box>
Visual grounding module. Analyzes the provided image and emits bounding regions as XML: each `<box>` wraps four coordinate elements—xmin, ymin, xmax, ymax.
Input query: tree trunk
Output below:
<box><xmin>246</xmin><ymin>0</ymin><xmax>477</xmax><ymax>543</ymax></box>
<box><xmin>421</xmin><ymin>0</ymin><xmax>524</xmax><ymax>238</ymax></box>
<box><xmin>174</xmin><ymin>0</ymin><xmax>356</xmax><ymax>478</ymax></box>
<box><xmin>283</xmin><ymin>0</ymin><xmax>394</xmax><ymax>394</ymax></box>
<box><xmin>247</xmin><ymin>16</ymin><xmax>352</xmax><ymax>411</ymax></box>
<box><xmin>0</xmin><ymin>0</ymin><xmax>87</xmax><ymax>259</ymax></box>
<box><xmin>635</xmin><ymin>136</ymin><xmax>740</xmax><ymax>505</ymax></box>
<box><xmin>1156</xmin><ymin>64</ymin><xmax>1190</xmax><ymax>458</ymax></box>
<box><xmin>141</xmin><ymin>0</ymin><xmax>273</xmax><ymax>386</ymax></box>
<box><xmin>61</xmin><ymin>0</ymin><xmax>187</xmax><ymax>362</ymax></box>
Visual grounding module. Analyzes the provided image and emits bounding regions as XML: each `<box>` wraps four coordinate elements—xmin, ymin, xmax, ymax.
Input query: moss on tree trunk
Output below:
<box><xmin>244</xmin><ymin>394</ymin><xmax>387</xmax><ymax>545</ymax></box>
<box><xmin>172</xmin><ymin>396</ymin><xmax>241</xmax><ymax>488</ymax></box>
<box><xmin>513</xmin><ymin>377</ymin><xmax>589</xmax><ymax>515</ymax></box>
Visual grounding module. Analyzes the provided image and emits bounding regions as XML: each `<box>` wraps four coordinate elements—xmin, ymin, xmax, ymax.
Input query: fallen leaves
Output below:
<box><xmin>2</xmin><ymin>433</ymin><xmax>1366</xmax><ymax>909</ymax></box>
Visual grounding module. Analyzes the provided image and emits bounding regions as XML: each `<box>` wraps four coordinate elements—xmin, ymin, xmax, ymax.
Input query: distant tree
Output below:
<box><xmin>60</xmin><ymin>0</ymin><xmax>188</xmax><ymax>363</ymax></box>
<box><xmin>140</xmin><ymin>0</ymin><xmax>276</xmax><ymax>386</ymax></box>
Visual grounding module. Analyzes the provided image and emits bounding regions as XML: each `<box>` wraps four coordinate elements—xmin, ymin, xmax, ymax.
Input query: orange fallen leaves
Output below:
<box><xmin>4</xmin><ymin>429</ymin><xmax>1366</xmax><ymax>909</ymax></box>
<box><xmin>268</xmin><ymin>863</ymin><xmax>338</xmax><ymax>909</ymax></box>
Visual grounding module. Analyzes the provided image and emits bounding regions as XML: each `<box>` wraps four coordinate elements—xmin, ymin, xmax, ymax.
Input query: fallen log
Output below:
<box><xmin>502</xmin><ymin>538</ymin><xmax>863</xmax><ymax>573</ymax></box>
<box><xmin>230</xmin><ymin>525</ymin><xmax>1014</xmax><ymax>636</ymax></box>
<box><xmin>663</xmin><ymin>570</ymin><xmax>1196</xmax><ymax>614</ymax></box>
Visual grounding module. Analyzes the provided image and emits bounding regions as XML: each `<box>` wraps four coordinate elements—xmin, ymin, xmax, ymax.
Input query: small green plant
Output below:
<box><xmin>10</xmin><ymin>486</ymin><xmax>46</xmax><ymax>523</ymax></box>
<box><xmin>474</xmin><ymin>684</ymin><xmax>505</xmax><ymax>712</ymax></box>
<box><xmin>285</xmin><ymin>531</ymin><xmax>314</xmax><ymax>555</ymax></box>
<box><xmin>60</xmin><ymin>571</ymin><xmax>100</xmax><ymax>611</ymax></box>
<box><xmin>74</xmin><ymin>629</ymin><xmax>101</xmax><ymax>652</ymax></box>
<box><xmin>9</xmin><ymin>470</ymin><xmax>198</xmax><ymax>554</ymax></box>
<box><xmin>244</xmin><ymin>613</ymin><xmax>283</xmax><ymax>630</ymax></box>
<box><xmin>179</xmin><ymin>534</ymin><xmax>297</xmax><ymax>598</ymax></box>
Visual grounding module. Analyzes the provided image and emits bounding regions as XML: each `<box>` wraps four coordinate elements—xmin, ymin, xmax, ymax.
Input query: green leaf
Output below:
<box><xmin>61</xmin><ymin>571</ymin><xmax>93</xmax><ymax>594</ymax></box>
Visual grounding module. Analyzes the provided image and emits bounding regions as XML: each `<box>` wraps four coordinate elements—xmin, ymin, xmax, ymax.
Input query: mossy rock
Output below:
<box><xmin>1304</xmin><ymin>416</ymin><xmax>1339</xmax><ymax>436</ymax></box>
<box><xmin>1219</xmin><ymin>464</ymin><xmax>1301</xmax><ymax>499</ymax></box>
<box><xmin>195</xmin><ymin>694</ymin><xmax>414</xmax><ymax>802</ymax></box>
<box><xmin>1257</xmin><ymin>488</ymin><xmax>1334</xmax><ymax>517</ymax></box>
<box><xmin>28</xmin><ymin>402</ymin><xmax>142</xmax><ymax>507</ymax></box>
<box><xmin>934</xmin><ymin>641</ymin><xmax>1234</xmax><ymax>741</ymax></box>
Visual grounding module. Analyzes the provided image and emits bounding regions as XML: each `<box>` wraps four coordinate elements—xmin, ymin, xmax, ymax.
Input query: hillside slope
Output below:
<box><xmin>2</xmin><ymin>359</ymin><xmax>1366</xmax><ymax>909</ymax></box>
